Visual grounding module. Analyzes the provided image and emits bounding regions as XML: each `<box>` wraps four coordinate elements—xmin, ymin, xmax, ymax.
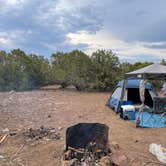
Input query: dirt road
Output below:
<box><xmin>0</xmin><ymin>90</ymin><xmax>166</xmax><ymax>166</ymax></box>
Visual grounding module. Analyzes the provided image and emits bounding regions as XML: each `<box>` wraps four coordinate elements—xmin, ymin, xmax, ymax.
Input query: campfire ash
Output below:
<box><xmin>23</xmin><ymin>126</ymin><xmax>61</xmax><ymax>141</ymax></box>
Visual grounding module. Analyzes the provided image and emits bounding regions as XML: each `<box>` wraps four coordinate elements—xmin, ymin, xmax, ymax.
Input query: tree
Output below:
<box><xmin>129</xmin><ymin>62</ymin><xmax>153</xmax><ymax>71</ymax></box>
<box><xmin>91</xmin><ymin>49</ymin><xmax>120</xmax><ymax>90</ymax></box>
<box><xmin>0</xmin><ymin>49</ymin><xmax>52</xmax><ymax>91</ymax></box>
<box><xmin>51</xmin><ymin>50</ymin><xmax>92</xmax><ymax>90</ymax></box>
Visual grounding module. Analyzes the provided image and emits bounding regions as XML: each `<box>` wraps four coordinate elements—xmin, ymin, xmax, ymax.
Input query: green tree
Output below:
<box><xmin>91</xmin><ymin>49</ymin><xmax>120</xmax><ymax>90</ymax></box>
<box><xmin>0</xmin><ymin>49</ymin><xmax>52</xmax><ymax>91</ymax></box>
<box><xmin>51</xmin><ymin>50</ymin><xmax>92</xmax><ymax>90</ymax></box>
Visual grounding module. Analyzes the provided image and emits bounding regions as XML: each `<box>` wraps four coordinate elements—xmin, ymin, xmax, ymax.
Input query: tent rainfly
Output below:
<box><xmin>125</xmin><ymin>64</ymin><xmax>166</xmax><ymax>80</ymax></box>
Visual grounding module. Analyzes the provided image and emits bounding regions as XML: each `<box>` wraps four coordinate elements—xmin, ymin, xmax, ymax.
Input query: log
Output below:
<box><xmin>0</xmin><ymin>134</ymin><xmax>8</xmax><ymax>145</ymax></box>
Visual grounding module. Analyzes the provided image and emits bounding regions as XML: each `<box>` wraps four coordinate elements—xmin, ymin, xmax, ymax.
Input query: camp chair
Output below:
<box><xmin>142</xmin><ymin>101</ymin><xmax>166</xmax><ymax>127</ymax></box>
<box><xmin>153</xmin><ymin>97</ymin><xmax>166</xmax><ymax>113</ymax></box>
<box><xmin>156</xmin><ymin>103</ymin><xmax>166</xmax><ymax>126</ymax></box>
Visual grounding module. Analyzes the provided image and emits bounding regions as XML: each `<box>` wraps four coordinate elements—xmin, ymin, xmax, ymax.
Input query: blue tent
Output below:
<box><xmin>108</xmin><ymin>79</ymin><xmax>155</xmax><ymax>112</ymax></box>
<box><xmin>117</xmin><ymin>79</ymin><xmax>152</xmax><ymax>89</ymax></box>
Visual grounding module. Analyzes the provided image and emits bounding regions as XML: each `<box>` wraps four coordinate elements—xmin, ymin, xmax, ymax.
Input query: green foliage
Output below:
<box><xmin>0</xmin><ymin>49</ymin><xmax>51</xmax><ymax>91</ymax></box>
<box><xmin>0</xmin><ymin>48</ymin><xmax>165</xmax><ymax>91</ymax></box>
<box><xmin>51</xmin><ymin>50</ymin><xmax>92</xmax><ymax>90</ymax></box>
<box><xmin>90</xmin><ymin>50</ymin><xmax>120</xmax><ymax>90</ymax></box>
<box><xmin>128</xmin><ymin>61</ymin><xmax>153</xmax><ymax>71</ymax></box>
<box><xmin>51</xmin><ymin>49</ymin><xmax>120</xmax><ymax>91</ymax></box>
<box><xmin>119</xmin><ymin>61</ymin><xmax>153</xmax><ymax>78</ymax></box>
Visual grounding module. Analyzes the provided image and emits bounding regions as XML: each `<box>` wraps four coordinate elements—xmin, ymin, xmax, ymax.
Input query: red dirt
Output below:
<box><xmin>0</xmin><ymin>89</ymin><xmax>166</xmax><ymax>166</ymax></box>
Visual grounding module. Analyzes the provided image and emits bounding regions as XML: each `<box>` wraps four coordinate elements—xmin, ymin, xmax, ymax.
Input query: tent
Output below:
<box><xmin>108</xmin><ymin>79</ymin><xmax>156</xmax><ymax>112</ymax></box>
<box><xmin>125</xmin><ymin>64</ymin><xmax>166</xmax><ymax>80</ymax></box>
<box><xmin>118</xmin><ymin>64</ymin><xmax>166</xmax><ymax>128</ymax></box>
<box><xmin>119</xmin><ymin>64</ymin><xmax>166</xmax><ymax>110</ymax></box>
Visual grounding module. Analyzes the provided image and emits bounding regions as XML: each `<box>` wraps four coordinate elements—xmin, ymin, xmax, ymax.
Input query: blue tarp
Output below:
<box><xmin>117</xmin><ymin>79</ymin><xmax>152</xmax><ymax>89</ymax></box>
<box><xmin>133</xmin><ymin>112</ymin><xmax>166</xmax><ymax>128</ymax></box>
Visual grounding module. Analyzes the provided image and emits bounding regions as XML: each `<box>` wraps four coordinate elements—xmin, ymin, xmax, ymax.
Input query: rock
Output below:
<box><xmin>99</xmin><ymin>156</ymin><xmax>113</xmax><ymax>166</ymax></box>
<box><xmin>110</xmin><ymin>151</ymin><xmax>128</xmax><ymax>166</ymax></box>
<box><xmin>58</xmin><ymin>126</ymin><xmax>63</xmax><ymax>131</ymax></box>
<box><xmin>62</xmin><ymin>158</ymin><xmax>79</xmax><ymax>166</ymax></box>
<box><xmin>9</xmin><ymin>131</ymin><xmax>17</xmax><ymax>136</ymax></box>
<box><xmin>9</xmin><ymin>90</ymin><xmax>15</xmax><ymax>95</ymax></box>
<box><xmin>0</xmin><ymin>155</ymin><xmax>5</xmax><ymax>160</ymax></box>
<box><xmin>110</xmin><ymin>141</ymin><xmax>120</xmax><ymax>152</ymax></box>
<box><xmin>63</xmin><ymin>150</ymin><xmax>72</xmax><ymax>160</ymax></box>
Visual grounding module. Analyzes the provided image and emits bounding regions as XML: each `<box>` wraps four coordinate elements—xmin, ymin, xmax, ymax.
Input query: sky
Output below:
<box><xmin>0</xmin><ymin>0</ymin><xmax>166</xmax><ymax>62</ymax></box>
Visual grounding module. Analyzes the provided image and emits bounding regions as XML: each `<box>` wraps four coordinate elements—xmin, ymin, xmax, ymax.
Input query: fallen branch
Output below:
<box><xmin>68</xmin><ymin>147</ymin><xmax>84</xmax><ymax>154</ymax></box>
<box><xmin>0</xmin><ymin>134</ymin><xmax>8</xmax><ymax>145</ymax></box>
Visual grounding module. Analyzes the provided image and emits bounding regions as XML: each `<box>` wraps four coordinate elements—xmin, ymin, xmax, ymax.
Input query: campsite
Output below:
<box><xmin>1</xmin><ymin>1</ymin><xmax>166</xmax><ymax>165</ymax></box>
<box><xmin>0</xmin><ymin>51</ymin><xmax>166</xmax><ymax>165</ymax></box>
<box><xmin>0</xmin><ymin>86</ymin><xmax>166</xmax><ymax>165</ymax></box>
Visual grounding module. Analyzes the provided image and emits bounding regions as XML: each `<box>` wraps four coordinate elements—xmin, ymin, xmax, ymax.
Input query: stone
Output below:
<box><xmin>111</xmin><ymin>141</ymin><xmax>120</xmax><ymax>152</ymax></box>
<box><xmin>62</xmin><ymin>158</ymin><xmax>79</xmax><ymax>166</ymax></box>
<box><xmin>0</xmin><ymin>155</ymin><xmax>5</xmax><ymax>160</ymax></box>
<box><xmin>58</xmin><ymin>126</ymin><xmax>63</xmax><ymax>131</ymax></box>
<box><xmin>110</xmin><ymin>151</ymin><xmax>128</xmax><ymax>166</ymax></box>
<box><xmin>99</xmin><ymin>156</ymin><xmax>113</xmax><ymax>166</ymax></box>
<box><xmin>63</xmin><ymin>150</ymin><xmax>72</xmax><ymax>160</ymax></box>
<box><xmin>9</xmin><ymin>90</ymin><xmax>15</xmax><ymax>95</ymax></box>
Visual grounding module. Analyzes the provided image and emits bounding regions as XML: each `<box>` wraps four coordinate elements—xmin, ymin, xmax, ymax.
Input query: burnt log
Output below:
<box><xmin>66</xmin><ymin>123</ymin><xmax>109</xmax><ymax>152</ymax></box>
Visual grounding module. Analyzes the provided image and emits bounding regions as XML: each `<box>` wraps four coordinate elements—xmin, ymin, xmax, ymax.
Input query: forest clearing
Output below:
<box><xmin>0</xmin><ymin>89</ymin><xmax>166</xmax><ymax>166</ymax></box>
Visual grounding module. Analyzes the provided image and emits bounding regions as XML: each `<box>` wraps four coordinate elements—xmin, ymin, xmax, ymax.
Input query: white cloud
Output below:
<box><xmin>0</xmin><ymin>30</ymin><xmax>32</xmax><ymax>49</ymax></box>
<box><xmin>0</xmin><ymin>0</ymin><xmax>26</xmax><ymax>15</ymax></box>
<box><xmin>0</xmin><ymin>32</ymin><xmax>13</xmax><ymax>47</ymax></box>
<box><xmin>5</xmin><ymin>0</ymin><xmax>24</xmax><ymax>5</ymax></box>
<box><xmin>66</xmin><ymin>30</ymin><xmax>166</xmax><ymax>61</ymax></box>
<box><xmin>0</xmin><ymin>37</ymin><xmax>11</xmax><ymax>45</ymax></box>
<box><xmin>36</xmin><ymin>0</ymin><xmax>104</xmax><ymax>31</ymax></box>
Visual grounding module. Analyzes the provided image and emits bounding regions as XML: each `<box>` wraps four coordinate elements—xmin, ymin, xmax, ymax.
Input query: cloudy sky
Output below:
<box><xmin>0</xmin><ymin>0</ymin><xmax>166</xmax><ymax>62</ymax></box>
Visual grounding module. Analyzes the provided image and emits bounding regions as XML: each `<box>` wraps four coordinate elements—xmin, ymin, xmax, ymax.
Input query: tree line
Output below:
<box><xmin>0</xmin><ymin>49</ymin><xmax>165</xmax><ymax>91</ymax></box>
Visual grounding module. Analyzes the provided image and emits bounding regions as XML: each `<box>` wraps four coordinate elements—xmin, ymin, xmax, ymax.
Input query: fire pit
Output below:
<box><xmin>62</xmin><ymin>123</ymin><xmax>112</xmax><ymax>165</ymax></box>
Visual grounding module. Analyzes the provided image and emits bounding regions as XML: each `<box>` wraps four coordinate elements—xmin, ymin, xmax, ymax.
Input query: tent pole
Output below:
<box><xmin>118</xmin><ymin>79</ymin><xmax>127</xmax><ymax>113</ymax></box>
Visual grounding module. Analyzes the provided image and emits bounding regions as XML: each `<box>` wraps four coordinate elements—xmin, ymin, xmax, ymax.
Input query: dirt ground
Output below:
<box><xmin>0</xmin><ymin>89</ymin><xmax>166</xmax><ymax>166</ymax></box>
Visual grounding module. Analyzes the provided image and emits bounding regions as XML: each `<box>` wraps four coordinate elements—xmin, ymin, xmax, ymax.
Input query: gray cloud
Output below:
<box><xmin>0</xmin><ymin>0</ymin><xmax>166</xmax><ymax>61</ymax></box>
<box><xmin>103</xmin><ymin>0</ymin><xmax>166</xmax><ymax>43</ymax></box>
<box><xmin>0</xmin><ymin>0</ymin><xmax>105</xmax><ymax>56</ymax></box>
